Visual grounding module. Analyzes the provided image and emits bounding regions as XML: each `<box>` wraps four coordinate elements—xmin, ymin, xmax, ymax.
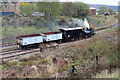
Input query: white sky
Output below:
<box><xmin>19</xmin><ymin>0</ymin><xmax>119</xmax><ymax>6</ymax></box>
<box><xmin>69</xmin><ymin>0</ymin><xmax>119</xmax><ymax>6</ymax></box>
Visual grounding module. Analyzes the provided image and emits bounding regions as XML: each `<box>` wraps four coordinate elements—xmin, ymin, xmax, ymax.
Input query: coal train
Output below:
<box><xmin>16</xmin><ymin>27</ymin><xmax>95</xmax><ymax>49</ymax></box>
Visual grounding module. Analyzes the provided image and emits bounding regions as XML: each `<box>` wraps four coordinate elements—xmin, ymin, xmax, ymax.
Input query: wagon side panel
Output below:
<box><xmin>22</xmin><ymin>37</ymin><xmax>31</xmax><ymax>45</ymax></box>
<box><xmin>30</xmin><ymin>37</ymin><xmax>36</xmax><ymax>44</ymax></box>
<box><xmin>35</xmin><ymin>36</ymin><xmax>43</xmax><ymax>43</ymax></box>
<box><xmin>46</xmin><ymin>33</ymin><xmax>62</xmax><ymax>42</ymax></box>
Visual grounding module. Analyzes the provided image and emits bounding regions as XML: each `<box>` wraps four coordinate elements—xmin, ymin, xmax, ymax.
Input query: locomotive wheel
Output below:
<box><xmin>21</xmin><ymin>46</ymin><xmax>23</xmax><ymax>49</ymax></box>
<box><xmin>24</xmin><ymin>46</ymin><xmax>28</xmax><ymax>49</ymax></box>
<box><xmin>40</xmin><ymin>47</ymin><xmax>44</xmax><ymax>52</ymax></box>
<box><xmin>36</xmin><ymin>44</ymin><xmax>39</xmax><ymax>48</ymax></box>
<box><xmin>20</xmin><ymin>46</ymin><xmax>24</xmax><ymax>49</ymax></box>
<box><xmin>85</xmin><ymin>35</ymin><xmax>88</xmax><ymax>38</ymax></box>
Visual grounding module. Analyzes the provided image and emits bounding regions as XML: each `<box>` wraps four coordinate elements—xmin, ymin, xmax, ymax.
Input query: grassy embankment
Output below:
<box><xmin>89</xmin><ymin>15</ymin><xmax>118</xmax><ymax>28</ymax></box>
<box><xmin>1</xmin><ymin>27</ymin><xmax>118</xmax><ymax>78</ymax></box>
<box><xmin>2</xmin><ymin>26</ymin><xmax>59</xmax><ymax>43</ymax></box>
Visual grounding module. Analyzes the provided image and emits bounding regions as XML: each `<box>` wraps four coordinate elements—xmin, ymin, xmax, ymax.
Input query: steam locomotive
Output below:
<box><xmin>16</xmin><ymin>27</ymin><xmax>95</xmax><ymax>49</ymax></box>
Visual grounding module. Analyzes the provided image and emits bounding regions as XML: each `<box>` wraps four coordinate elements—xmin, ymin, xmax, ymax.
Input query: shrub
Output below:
<box><xmin>20</xmin><ymin>61</ymin><xmax>35</xmax><ymax>67</ymax></box>
<box><xmin>19</xmin><ymin>58</ymin><xmax>30</xmax><ymax>62</ymax></box>
<box><xmin>0</xmin><ymin>65</ymin><xmax>6</xmax><ymax>69</ymax></box>
<box><xmin>104</xmin><ymin>44</ymin><xmax>118</xmax><ymax>67</ymax></box>
<box><xmin>38</xmin><ymin>59</ymin><xmax>49</xmax><ymax>64</ymax></box>
<box><xmin>105</xmin><ymin>16</ymin><xmax>107</xmax><ymax>20</ymax></box>
<box><xmin>97</xmin><ymin>21</ymin><xmax>100</xmax><ymax>24</ymax></box>
<box><xmin>103</xmin><ymin>21</ymin><xmax>105</xmax><ymax>23</ymax></box>
<box><xmin>3</xmin><ymin>61</ymin><xmax>18</xmax><ymax>68</ymax></box>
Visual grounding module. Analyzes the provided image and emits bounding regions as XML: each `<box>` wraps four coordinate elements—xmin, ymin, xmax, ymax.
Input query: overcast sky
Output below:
<box><xmin>19</xmin><ymin>0</ymin><xmax>119</xmax><ymax>6</ymax></box>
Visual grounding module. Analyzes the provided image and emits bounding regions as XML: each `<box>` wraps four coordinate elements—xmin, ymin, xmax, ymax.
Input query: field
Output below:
<box><xmin>2</xmin><ymin>26</ymin><xmax>59</xmax><ymax>43</ymax></box>
<box><xmin>90</xmin><ymin>15</ymin><xmax>118</xmax><ymax>27</ymax></box>
<box><xmin>2</xmin><ymin>27</ymin><xmax>118</xmax><ymax>78</ymax></box>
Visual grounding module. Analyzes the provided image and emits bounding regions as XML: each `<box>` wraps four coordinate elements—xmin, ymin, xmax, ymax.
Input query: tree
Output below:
<box><xmin>98</xmin><ymin>6</ymin><xmax>108</xmax><ymax>14</ymax></box>
<box><xmin>61</xmin><ymin>2</ymin><xmax>73</xmax><ymax>17</ymax></box>
<box><xmin>36</xmin><ymin>2</ymin><xmax>61</xmax><ymax>21</ymax></box>
<box><xmin>20</xmin><ymin>4</ymin><xmax>34</xmax><ymax>16</ymax></box>
<box><xmin>1</xmin><ymin>0</ymin><xmax>9</xmax><ymax>12</ymax></box>
<box><xmin>72</xmin><ymin>2</ymin><xmax>91</xmax><ymax>18</ymax></box>
<box><xmin>0</xmin><ymin>2</ymin><xmax>3</xmax><ymax>11</ymax></box>
<box><xmin>108</xmin><ymin>8</ymin><xmax>113</xmax><ymax>14</ymax></box>
<box><xmin>10</xmin><ymin>0</ymin><xmax>20</xmax><ymax>12</ymax></box>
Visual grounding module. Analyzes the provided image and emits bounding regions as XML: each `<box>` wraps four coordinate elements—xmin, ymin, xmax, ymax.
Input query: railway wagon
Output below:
<box><xmin>41</xmin><ymin>32</ymin><xmax>62</xmax><ymax>42</ymax></box>
<box><xmin>16</xmin><ymin>34</ymin><xmax>43</xmax><ymax>49</ymax></box>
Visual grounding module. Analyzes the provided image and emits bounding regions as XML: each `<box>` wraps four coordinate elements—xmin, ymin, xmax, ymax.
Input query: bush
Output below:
<box><xmin>105</xmin><ymin>44</ymin><xmax>118</xmax><ymax>67</ymax></box>
<box><xmin>20</xmin><ymin>61</ymin><xmax>35</xmax><ymax>66</ymax></box>
<box><xmin>97</xmin><ymin>21</ymin><xmax>100</xmax><ymax>24</ymax></box>
<box><xmin>0</xmin><ymin>65</ymin><xmax>6</xmax><ymax>69</ymax></box>
<box><xmin>105</xmin><ymin>16</ymin><xmax>107</xmax><ymax>20</ymax></box>
<box><xmin>38</xmin><ymin>59</ymin><xmax>49</xmax><ymax>64</ymax></box>
<box><xmin>3</xmin><ymin>61</ymin><xmax>18</xmax><ymax>68</ymax></box>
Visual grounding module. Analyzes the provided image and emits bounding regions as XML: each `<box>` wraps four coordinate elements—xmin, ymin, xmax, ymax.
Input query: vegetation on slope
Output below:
<box><xmin>90</xmin><ymin>15</ymin><xmax>118</xmax><ymax>27</ymax></box>
<box><xmin>2</xmin><ymin>28</ymin><xmax>118</xmax><ymax>78</ymax></box>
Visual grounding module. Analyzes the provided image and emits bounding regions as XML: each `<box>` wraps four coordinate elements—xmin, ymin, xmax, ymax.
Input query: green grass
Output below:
<box><xmin>92</xmin><ymin>15</ymin><xmax>105</xmax><ymax>17</ymax></box>
<box><xmin>2</xmin><ymin>26</ymin><xmax>59</xmax><ymax>43</ymax></box>
<box><xmin>90</xmin><ymin>15</ymin><xmax>118</xmax><ymax>27</ymax></box>
<box><xmin>0</xmin><ymin>65</ymin><xmax>6</xmax><ymax>69</ymax></box>
<box><xmin>96</xmin><ymin>26</ymin><xmax>118</xmax><ymax>34</ymax></box>
<box><xmin>93</xmin><ymin>70</ymin><xmax>118</xmax><ymax>78</ymax></box>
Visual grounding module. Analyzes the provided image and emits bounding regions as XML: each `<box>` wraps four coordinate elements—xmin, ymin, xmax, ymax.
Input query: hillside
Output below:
<box><xmin>89</xmin><ymin>4</ymin><xmax>118</xmax><ymax>11</ymax></box>
<box><xmin>2</xmin><ymin>27</ymin><xmax>118</xmax><ymax>78</ymax></box>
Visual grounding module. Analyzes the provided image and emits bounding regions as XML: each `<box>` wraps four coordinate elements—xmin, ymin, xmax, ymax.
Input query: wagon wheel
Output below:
<box><xmin>40</xmin><ymin>47</ymin><xmax>43</xmax><ymax>52</ymax></box>
<box><xmin>56</xmin><ymin>40</ymin><xmax>61</xmax><ymax>44</ymax></box>
<box><xmin>85</xmin><ymin>35</ymin><xmax>88</xmax><ymax>38</ymax></box>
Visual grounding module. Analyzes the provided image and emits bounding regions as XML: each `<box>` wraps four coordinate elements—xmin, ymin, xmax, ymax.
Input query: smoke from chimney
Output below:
<box><xmin>84</xmin><ymin>18</ymin><xmax>90</xmax><ymax>29</ymax></box>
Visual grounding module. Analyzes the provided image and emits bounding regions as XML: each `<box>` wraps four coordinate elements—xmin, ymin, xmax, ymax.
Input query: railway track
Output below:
<box><xmin>0</xmin><ymin>42</ymin><xmax>17</xmax><ymax>47</ymax></box>
<box><xmin>1</xmin><ymin>22</ymin><xmax>118</xmax><ymax>62</ymax></box>
<box><xmin>2</xmin><ymin>48</ymin><xmax>40</xmax><ymax>61</ymax></box>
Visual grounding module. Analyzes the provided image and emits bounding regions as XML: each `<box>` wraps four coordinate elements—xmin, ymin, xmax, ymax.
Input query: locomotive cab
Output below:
<box><xmin>59</xmin><ymin>27</ymin><xmax>84</xmax><ymax>41</ymax></box>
